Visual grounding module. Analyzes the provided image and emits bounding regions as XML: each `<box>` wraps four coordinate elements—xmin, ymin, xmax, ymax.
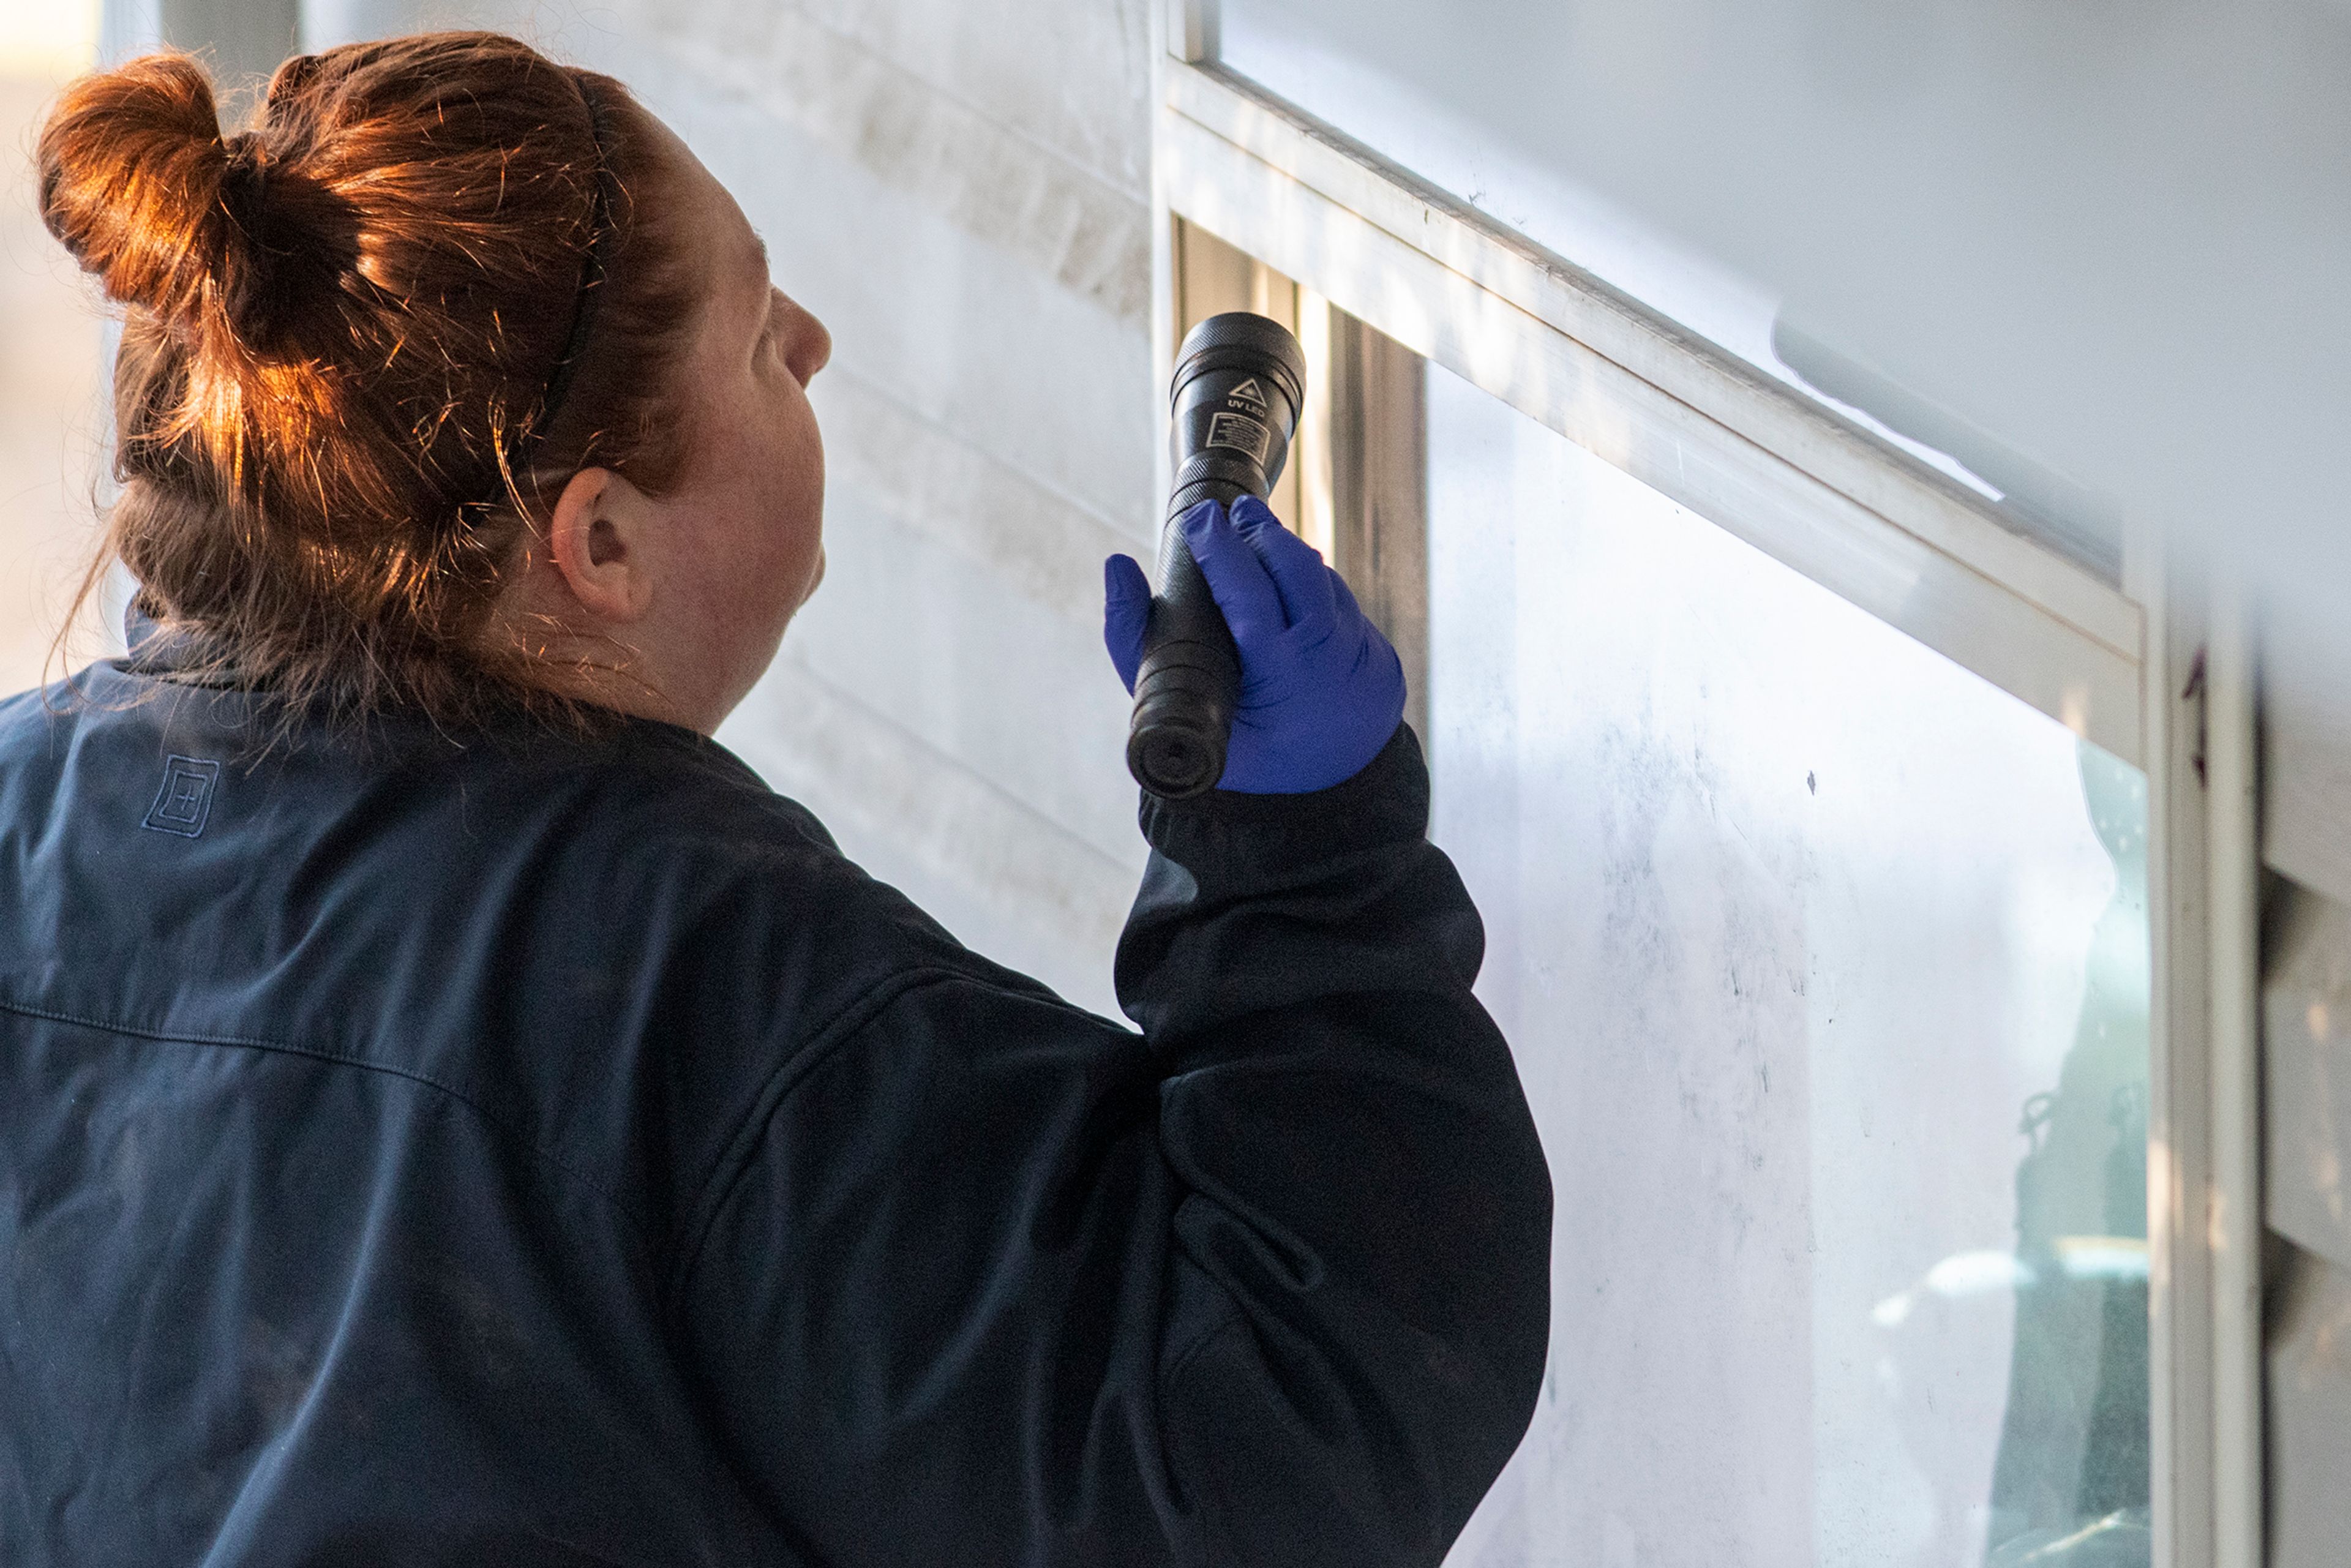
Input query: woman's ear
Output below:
<box><xmin>546</xmin><ymin>467</ymin><xmax>658</xmax><ymax>624</ymax></box>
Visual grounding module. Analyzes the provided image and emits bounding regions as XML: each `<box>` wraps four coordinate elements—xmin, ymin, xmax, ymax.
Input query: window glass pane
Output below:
<box><xmin>1423</xmin><ymin>360</ymin><xmax>2151</xmax><ymax>1566</ymax></box>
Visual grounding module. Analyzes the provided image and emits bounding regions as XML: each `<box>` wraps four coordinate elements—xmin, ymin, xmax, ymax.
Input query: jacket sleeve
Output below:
<box><xmin>672</xmin><ymin>726</ymin><xmax>1553</xmax><ymax>1567</ymax></box>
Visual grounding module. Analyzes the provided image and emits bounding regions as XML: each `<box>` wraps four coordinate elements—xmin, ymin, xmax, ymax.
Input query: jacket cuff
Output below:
<box><xmin>1136</xmin><ymin>723</ymin><xmax>1428</xmax><ymax>882</ymax></box>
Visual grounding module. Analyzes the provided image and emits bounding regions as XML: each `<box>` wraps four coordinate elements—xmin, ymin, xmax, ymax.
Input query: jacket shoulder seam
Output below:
<box><xmin>661</xmin><ymin>964</ymin><xmax>972</xmax><ymax>1308</ymax></box>
<box><xmin>662</xmin><ymin>962</ymin><xmax>1120</xmax><ymax>1310</ymax></box>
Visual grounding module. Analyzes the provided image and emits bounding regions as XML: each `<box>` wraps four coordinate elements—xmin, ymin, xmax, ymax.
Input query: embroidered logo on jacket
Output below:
<box><xmin>143</xmin><ymin>755</ymin><xmax>220</xmax><ymax>838</ymax></box>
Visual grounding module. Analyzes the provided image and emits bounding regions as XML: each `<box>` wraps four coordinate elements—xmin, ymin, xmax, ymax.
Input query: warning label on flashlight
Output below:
<box><xmin>1207</xmin><ymin>411</ymin><xmax>1271</xmax><ymax>464</ymax></box>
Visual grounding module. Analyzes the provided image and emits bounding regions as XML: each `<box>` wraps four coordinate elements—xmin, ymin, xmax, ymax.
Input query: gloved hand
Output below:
<box><xmin>1103</xmin><ymin>495</ymin><xmax>1406</xmax><ymax>794</ymax></box>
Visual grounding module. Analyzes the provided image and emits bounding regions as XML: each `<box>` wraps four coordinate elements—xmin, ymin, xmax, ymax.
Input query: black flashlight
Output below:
<box><xmin>1125</xmin><ymin>312</ymin><xmax>1307</xmax><ymax>799</ymax></box>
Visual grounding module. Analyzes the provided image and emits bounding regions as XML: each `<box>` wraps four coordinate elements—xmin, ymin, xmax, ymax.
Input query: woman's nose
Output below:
<box><xmin>787</xmin><ymin>300</ymin><xmax>831</xmax><ymax>387</ymax></box>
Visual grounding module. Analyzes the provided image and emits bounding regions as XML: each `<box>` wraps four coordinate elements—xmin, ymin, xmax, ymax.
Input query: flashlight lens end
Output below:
<box><xmin>1128</xmin><ymin>725</ymin><xmax>1223</xmax><ymax>800</ymax></box>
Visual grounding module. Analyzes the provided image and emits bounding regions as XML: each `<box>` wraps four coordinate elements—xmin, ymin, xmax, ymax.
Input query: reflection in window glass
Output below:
<box><xmin>1422</xmin><ymin>362</ymin><xmax>2150</xmax><ymax>1567</ymax></box>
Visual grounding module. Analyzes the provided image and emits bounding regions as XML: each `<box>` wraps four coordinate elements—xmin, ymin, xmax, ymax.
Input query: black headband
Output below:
<box><xmin>517</xmin><ymin>76</ymin><xmax>613</xmax><ymax>464</ymax></box>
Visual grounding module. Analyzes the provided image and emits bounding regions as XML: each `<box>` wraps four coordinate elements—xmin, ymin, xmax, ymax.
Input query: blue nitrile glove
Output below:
<box><xmin>1103</xmin><ymin>495</ymin><xmax>1406</xmax><ymax>793</ymax></box>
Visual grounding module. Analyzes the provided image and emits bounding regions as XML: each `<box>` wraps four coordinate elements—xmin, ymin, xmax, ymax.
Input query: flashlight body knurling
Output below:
<box><xmin>1127</xmin><ymin>313</ymin><xmax>1308</xmax><ymax>799</ymax></box>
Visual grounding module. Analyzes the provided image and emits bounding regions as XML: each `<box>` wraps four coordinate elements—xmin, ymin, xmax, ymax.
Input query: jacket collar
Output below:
<box><xmin>120</xmin><ymin>600</ymin><xmax>242</xmax><ymax>685</ymax></box>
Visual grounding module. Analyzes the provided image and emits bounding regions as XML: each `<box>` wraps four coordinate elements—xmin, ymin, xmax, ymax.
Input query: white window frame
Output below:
<box><xmin>1151</xmin><ymin>6</ymin><xmax>2262</xmax><ymax>1565</ymax></box>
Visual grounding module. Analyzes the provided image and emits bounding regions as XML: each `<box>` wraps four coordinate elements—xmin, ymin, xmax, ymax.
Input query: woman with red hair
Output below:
<box><xmin>0</xmin><ymin>33</ymin><xmax>1550</xmax><ymax>1566</ymax></box>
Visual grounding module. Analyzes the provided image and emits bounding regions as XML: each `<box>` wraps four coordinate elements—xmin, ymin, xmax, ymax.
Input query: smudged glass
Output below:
<box><xmin>1423</xmin><ymin>361</ymin><xmax>2151</xmax><ymax>1567</ymax></box>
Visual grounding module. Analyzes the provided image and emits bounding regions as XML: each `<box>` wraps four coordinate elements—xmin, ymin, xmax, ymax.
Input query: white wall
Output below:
<box><xmin>1231</xmin><ymin>0</ymin><xmax>2351</xmax><ymax>708</ymax></box>
<box><xmin>2259</xmin><ymin>885</ymin><xmax>2351</xmax><ymax>1568</ymax></box>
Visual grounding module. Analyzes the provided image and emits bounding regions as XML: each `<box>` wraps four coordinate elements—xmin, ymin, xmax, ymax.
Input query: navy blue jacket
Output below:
<box><xmin>0</xmin><ymin>647</ymin><xmax>1550</xmax><ymax>1567</ymax></box>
